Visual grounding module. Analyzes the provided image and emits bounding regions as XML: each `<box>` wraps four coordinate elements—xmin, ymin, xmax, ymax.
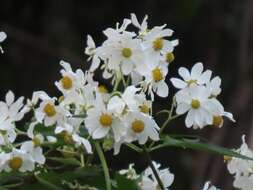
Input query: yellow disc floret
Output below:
<box><xmin>166</xmin><ymin>52</ymin><xmax>175</xmax><ymax>64</ymax></box>
<box><xmin>131</xmin><ymin>120</ymin><xmax>145</xmax><ymax>133</ymax></box>
<box><xmin>139</xmin><ymin>104</ymin><xmax>150</xmax><ymax>114</ymax></box>
<box><xmin>99</xmin><ymin>113</ymin><xmax>113</xmax><ymax>127</ymax></box>
<box><xmin>98</xmin><ymin>85</ymin><xmax>108</xmax><ymax>94</ymax></box>
<box><xmin>122</xmin><ymin>48</ymin><xmax>132</xmax><ymax>58</ymax></box>
<box><xmin>61</xmin><ymin>76</ymin><xmax>73</xmax><ymax>90</ymax></box>
<box><xmin>152</xmin><ymin>68</ymin><xmax>164</xmax><ymax>82</ymax></box>
<box><xmin>43</xmin><ymin>103</ymin><xmax>56</xmax><ymax>117</ymax></box>
<box><xmin>212</xmin><ymin>115</ymin><xmax>223</xmax><ymax>127</ymax></box>
<box><xmin>191</xmin><ymin>99</ymin><xmax>200</xmax><ymax>109</ymax></box>
<box><xmin>9</xmin><ymin>157</ymin><xmax>23</xmax><ymax>171</ymax></box>
<box><xmin>153</xmin><ymin>38</ymin><xmax>164</xmax><ymax>51</ymax></box>
<box><xmin>187</xmin><ymin>79</ymin><xmax>197</xmax><ymax>86</ymax></box>
<box><xmin>32</xmin><ymin>137</ymin><xmax>41</xmax><ymax>147</ymax></box>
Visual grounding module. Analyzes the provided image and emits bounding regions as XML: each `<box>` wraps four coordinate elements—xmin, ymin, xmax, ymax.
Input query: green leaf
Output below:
<box><xmin>47</xmin><ymin>157</ymin><xmax>81</xmax><ymax>166</ymax></box>
<box><xmin>35</xmin><ymin>174</ymin><xmax>62</xmax><ymax>190</ymax></box>
<box><xmin>115</xmin><ymin>174</ymin><xmax>138</xmax><ymax>190</ymax></box>
<box><xmin>152</xmin><ymin>136</ymin><xmax>253</xmax><ymax>161</ymax></box>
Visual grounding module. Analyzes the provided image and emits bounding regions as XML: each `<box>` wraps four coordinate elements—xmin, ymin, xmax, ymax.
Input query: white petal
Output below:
<box><xmin>176</xmin><ymin>103</ymin><xmax>190</xmax><ymax>115</ymax></box>
<box><xmin>191</xmin><ymin>62</ymin><xmax>203</xmax><ymax>78</ymax></box>
<box><xmin>170</xmin><ymin>78</ymin><xmax>187</xmax><ymax>89</ymax></box>
<box><xmin>156</xmin><ymin>82</ymin><xmax>169</xmax><ymax>97</ymax></box>
<box><xmin>5</xmin><ymin>91</ymin><xmax>15</xmax><ymax>106</ymax></box>
<box><xmin>92</xmin><ymin>127</ymin><xmax>109</xmax><ymax>139</ymax></box>
<box><xmin>178</xmin><ymin>67</ymin><xmax>191</xmax><ymax>81</ymax></box>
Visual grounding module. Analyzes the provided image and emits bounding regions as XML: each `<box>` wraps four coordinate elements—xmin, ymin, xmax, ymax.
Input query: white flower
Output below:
<box><xmin>85</xmin><ymin>35</ymin><xmax>101</xmax><ymax>72</ymax></box>
<box><xmin>103</xmin><ymin>32</ymin><xmax>143</xmax><ymax>75</ymax></box>
<box><xmin>0</xmin><ymin>31</ymin><xmax>7</xmax><ymax>53</ymax></box>
<box><xmin>171</xmin><ymin>62</ymin><xmax>212</xmax><ymax>89</ymax></box>
<box><xmin>2</xmin><ymin>148</ymin><xmax>35</xmax><ymax>172</ymax></box>
<box><xmin>139</xmin><ymin>162</ymin><xmax>174</xmax><ymax>190</ymax></box>
<box><xmin>55</xmin><ymin>60</ymin><xmax>86</xmax><ymax>95</ymax></box>
<box><xmin>123</xmin><ymin>111</ymin><xmax>159</xmax><ymax>144</ymax></box>
<box><xmin>175</xmin><ymin>85</ymin><xmax>223</xmax><ymax>129</ymax></box>
<box><xmin>55</xmin><ymin>117</ymin><xmax>92</xmax><ymax>154</ymax></box>
<box><xmin>130</xmin><ymin>13</ymin><xmax>148</xmax><ymax>36</ymax></box>
<box><xmin>202</xmin><ymin>181</ymin><xmax>220</xmax><ymax>190</ymax></box>
<box><xmin>0</xmin><ymin>91</ymin><xmax>27</xmax><ymax>145</ymax></box>
<box><xmin>34</xmin><ymin>93</ymin><xmax>69</xmax><ymax>126</ymax></box>
<box><xmin>140</xmin><ymin>56</ymin><xmax>169</xmax><ymax>99</ymax></box>
<box><xmin>225</xmin><ymin>135</ymin><xmax>253</xmax><ymax>190</ymax></box>
<box><xmin>119</xmin><ymin>163</ymin><xmax>140</xmax><ymax>180</ymax></box>
<box><xmin>85</xmin><ymin>96</ymin><xmax>125</xmax><ymax>142</ymax></box>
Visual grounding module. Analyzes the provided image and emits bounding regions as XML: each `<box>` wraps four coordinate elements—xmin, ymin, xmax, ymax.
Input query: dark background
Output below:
<box><xmin>1</xmin><ymin>0</ymin><xmax>253</xmax><ymax>189</ymax></box>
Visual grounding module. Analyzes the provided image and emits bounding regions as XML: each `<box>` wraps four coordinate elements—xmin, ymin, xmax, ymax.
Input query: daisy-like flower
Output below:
<box><xmin>102</xmin><ymin>32</ymin><xmax>143</xmax><ymax>75</ymax></box>
<box><xmin>55</xmin><ymin>60</ymin><xmax>86</xmax><ymax>95</ymax></box>
<box><xmin>0</xmin><ymin>91</ymin><xmax>27</xmax><ymax>145</ymax></box>
<box><xmin>171</xmin><ymin>62</ymin><xmax>212</xmax><ymax>89</ymax></box>
<box><xmin>34</xmin><ymin>93</ymin><xmax>69</xmax><ymax>126</ymax></box>
<box><xmin>0</xmin><ymin>31</ymin><xmax>7</xmax><ymax>53</ymax></box>
<box><xmin>142</xmin><ymin>25</ymin><xmax>178</xmax><ymax>59</ymax></box>
<box><xmin>202</xmin><ymin>182</ymin><xmax>220</xmax><ymax>190</ymax></box>
<box><xmin>140</xmin><ymin>56</ymin><xmax>169</xmax><ymax>99</ymax></box>
<box><xmin>55</xmin><ymin>117</ymin><xmax>92</xmax><ymax>154</ymax></box>
<box><xmin>85</xmin><ymin>96</ymin><xmax>125</xmax><ymax>142</ymax></box>
<box><xmin>226</xmin><ymin>135</ymin><xmax>253</xmax><ymax>190</ymax></box>
<box><xmin>139</xmin><ymin>161</ymin><xmax>174</xmax><ymax>190</ymax></box>
<box><xmin>175</xmin><ymin>85</ymin><xmax>223</xmax><ymax>129</ymax></box>
<box><xmin>123</xmin><ymin>111</ymin><xmax>159</xmax><ymax>144</ymax></box>
<box><xmin>2</xmin><ymin>148</ymin><xmax>34</xmax><ymax>172</ymax></box>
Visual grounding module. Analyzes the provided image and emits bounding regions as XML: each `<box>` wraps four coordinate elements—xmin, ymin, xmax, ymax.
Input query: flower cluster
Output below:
<box><xmin>171</xmin><ymin>62</ymin><xmax>235</xmax><ymax>129</ymax></box>
<box><xmin>226</xmin><ymin>135</ymin><xmax>253</xmax><ymax>190</ymax></box>
<box><xmin>0</xmin><ymin>14</ymin><xmax>249</xmax><ymax>190</ymax></box>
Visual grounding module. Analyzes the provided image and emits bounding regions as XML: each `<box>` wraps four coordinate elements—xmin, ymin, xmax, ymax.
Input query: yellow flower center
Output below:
<box><xmin>191</xmin><ymin>99</ymin><xmax>200</xmax><ymax>109</ymax></box>
<box><xmin>98</xmin><ymin>85</ymin><xmax>108</xmax><ymax>94</ymax></box>
<box><xmin>212</xmin><ymin>115</ymin><xmax>223</xmax><ymax>127</ymax></box>
<box><xmin>99</xmin><ymin>113</ymin><xmax>113</xmax><ymax>127</ymax></box>
<box><xmin>61</xmin><ymin>76</ymin><xmax>73</xmax><ymax>90</ymax></box>
<box><xmin>61</xmin><ymin>132</ymin><xmax>74</xmax><ymax>144</ymax></box>
<box><xmin>32</xmin><ymin>137</ymin><xmax>41</xmax><ymax>147</ymax></box>
<box><xmin>139</xmin><ymin>104</ymin><xmax>150</xmax><ymax>114</ymax></box>
<box><xmin>122</xmin><ymin>48</ymin><xmax>132</xmax><ymax>58</ymax></box>
<box><xmin>153</xmin><ymin>38</ymin><xmax>164</xmax><ymax>51</ymax></box>
<box><xmin>131</xmin><ymin>120</ymin><xmax>145</xmax><ymax>133</ymax></box>
<box><xmin>9</xmin><ymin>157</ymin><xmax>23</xmax><ymax>171</ymax></box>
<box><xmin>152</xmin><ymin>68</ymin><xmax>164</xmax><ymax>82</ymax></box>
<box><xmin>43</xmin><ymin>103</ymin><xmax>56</xmax><ymax>117</ymax></box>
<box><xmin>166</xmin><ymin>52</ymin><xmax>175</xmax><ymax>64</ymax></box>
<box><xmin>187</xmin><ymin>79</ymin><xmax>197</xmax><ymax>86</ymax></box>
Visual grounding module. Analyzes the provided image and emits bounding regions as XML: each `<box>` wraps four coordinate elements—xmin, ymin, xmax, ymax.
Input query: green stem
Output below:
<box><xmin>142</xmin><ymin>146</ymin><xmax>165</xmax><ymax>190</ymax></box>
<box><xmin>125</xmin><ymin>143</ymin><xmax>143</xmax><ymax>153</ymax></box>
<box><xmin>94</xmin><ymin>142</ymin><xmax>111</xmax><ymax>190</ymax></box>
<box><xmin>80</xmin><ymin>154</ymin><xmax>85</xmax><ymax>167</ymax></box>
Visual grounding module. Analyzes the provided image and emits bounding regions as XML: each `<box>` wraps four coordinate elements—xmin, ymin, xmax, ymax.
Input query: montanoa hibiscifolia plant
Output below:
<box><xmin>0</xmin><ymin>14</ymin><xmax>253</xmax><ymax>190</ymax></box>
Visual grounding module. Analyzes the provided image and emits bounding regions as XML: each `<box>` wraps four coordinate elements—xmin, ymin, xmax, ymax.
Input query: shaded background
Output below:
<box><xmin>1</xmin><ymin>0</ymin><xmax>253</xmax><ymax>189</ymax></box>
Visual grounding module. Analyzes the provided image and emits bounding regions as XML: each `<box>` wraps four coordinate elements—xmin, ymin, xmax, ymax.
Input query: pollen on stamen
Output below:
<box><xmin>191</xmin><ymin>99</ymin><xmax>200</xmax><ymax>109</ymax></box>
<box><xmin>43</xmin><ymin>103</ymin><xmax>56</xmax><ymax>117</ymax></box>
<box><xmin>139</xmin><ymin>104</ymin><xmax>150</xmax><ymax>114</ymax></box>
<box><xmin>61</xmin><ymin>76</ymin><xmax>73</xmax><ymax>90</ymax></box>
<box><xmin>9</xmin><ymin>157</ymin><xmax>23</xmax><ymax>171</ymax></box>
<box><xmin>212</xmin><ymin>115</ymin><xmax>223</xmax><ymax>127</ymax></box>
<box><xmin>122</xmin><ymin>48</ymin><xmax>132</xmax><ymax>58</ymax></box>
<box><xmin>99</xmin><ymin>113</ymin><xmax>113</xmax><ymax>127</ymax></box>
<box><xmin>187</xmin><ymin>79</ymin><xmax>197</xmax><ymax>86</ymax></box>
<box><xmin>166</xmin><ymin>52</ymin><xmax>175</xmax><ymax>64</ymax></box>
<box><xmin>98</xmin><ymin>85</ymin><xmax>108</xmax><ymax>94</ymax></box>
<box><xmin>153</xmin><ymin>38</ymin><xmax>164</xmax><ymax>51</ymax></box>
<box><xmin>152</xmin><ymin>68</ymin><xmax>164</xmax><ymax>82</ymax></box>
<box><xmin>131</xmin><ymin>120</ymin><xmax>145</xmax><ymax>133</ymax></box>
